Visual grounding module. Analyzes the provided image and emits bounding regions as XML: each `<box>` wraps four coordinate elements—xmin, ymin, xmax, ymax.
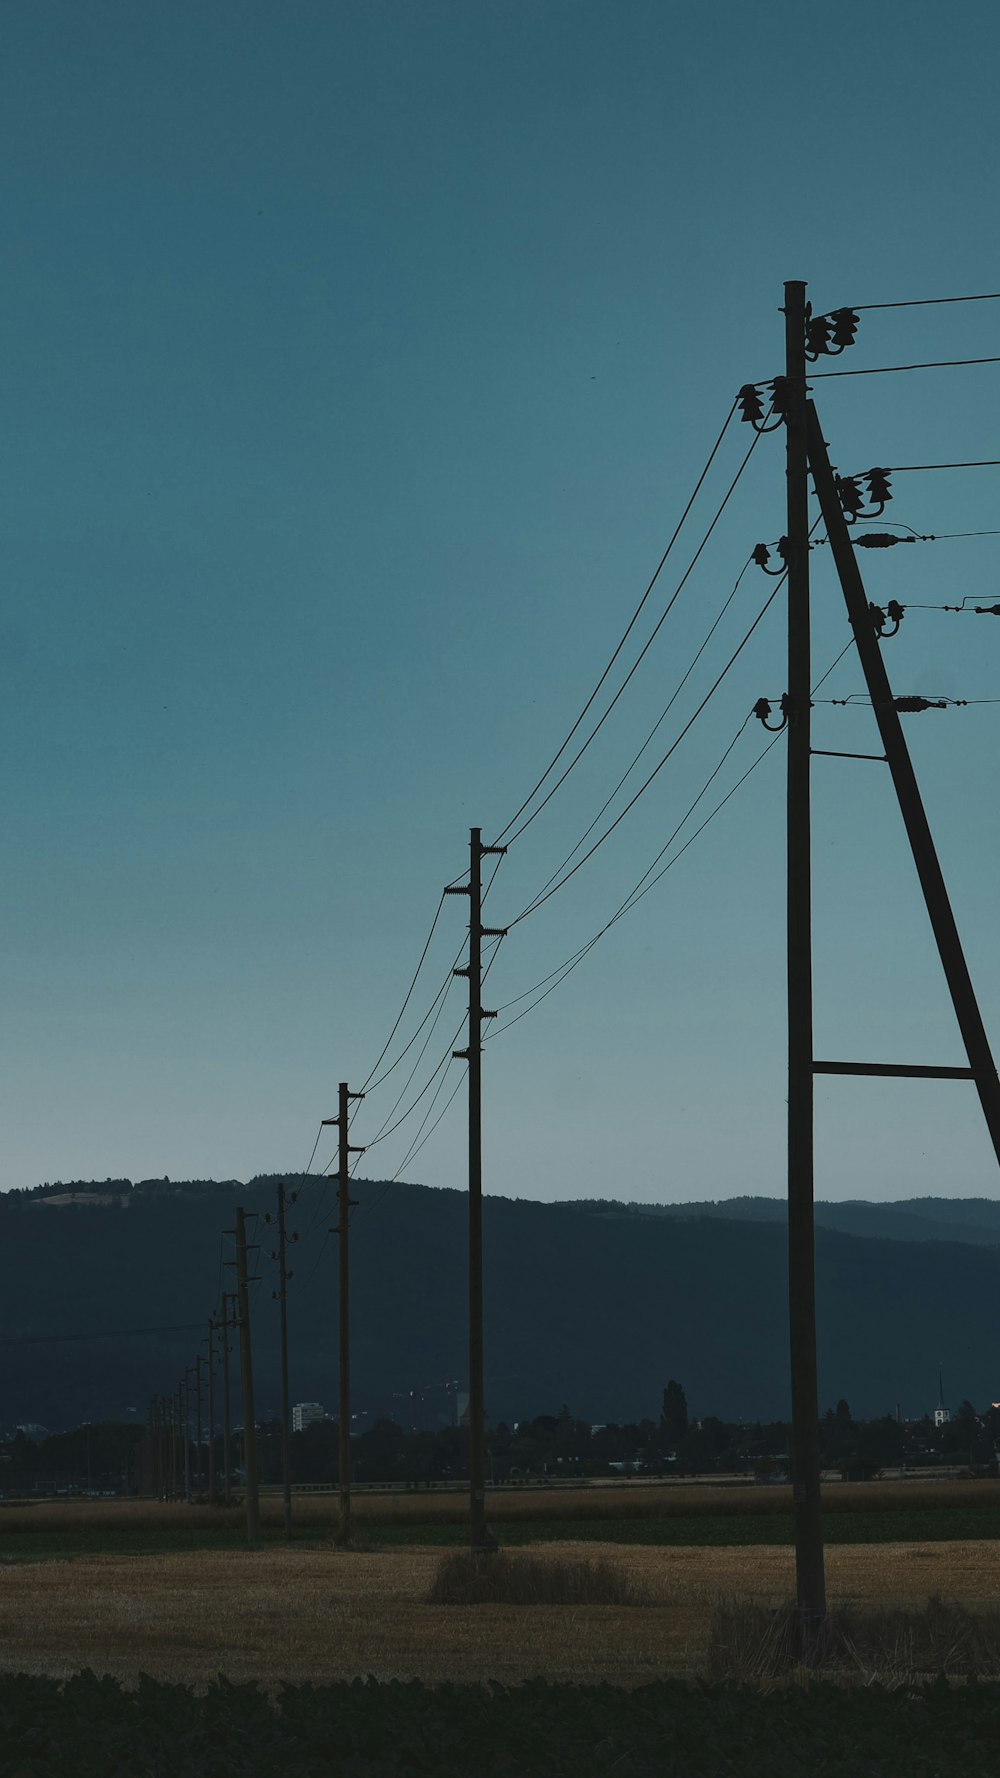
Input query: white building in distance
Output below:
<box><xmin>292</xmin><ymin>1402</ymin><xmax>325</xmax><ymax>1433</ymax></box>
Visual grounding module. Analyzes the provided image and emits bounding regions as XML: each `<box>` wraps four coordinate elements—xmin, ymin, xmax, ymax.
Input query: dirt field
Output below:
<box><xmin>1</xmin><ymin>1538</ymin><xmax>997</xmax><ymax>1690</ymax></box>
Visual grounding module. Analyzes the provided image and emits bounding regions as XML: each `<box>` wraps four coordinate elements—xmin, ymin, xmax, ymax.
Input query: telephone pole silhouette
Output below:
<box><xmin>221</xmin><ymin>1291</ymin><xmax>233</xmax><ymax>1504</ymax></box>
<box><xmin>806</xmin><ymin>401</ymin><xmax>1000</xmax><ymax>1158</ymax></box>
<box><xmin>267</xmin><ymin>1182</ymin><xmax>298</xmax><ymax>1537</ymax></box>
<box><xmin>206</xmin><ymin>1317</ymin><xmax>216</xmax><ymax>1500</ymax></box>
<box><xmin>231</xmin><ymin>1208</ymin><xmax>261</xmax><ymax>1547</ymax></box>
<box><xmin>783</xmin><ymin>279</ymin><xmax>826</xmax><ymax>1626</ymax></box>
<box><xmin>323</xmin><ymin>1083</ymin><xmax>364</xmax><ymax>1546</ymax></box>
<box><xmin>768</xmin><ymin>279</ymin><xmax>1000</xmax><ymax>1634</ymax></box>
<box><xmin>446</xmin><ymin>826</ymin><xmax>506</xmax><ymax>1554</ymax></box>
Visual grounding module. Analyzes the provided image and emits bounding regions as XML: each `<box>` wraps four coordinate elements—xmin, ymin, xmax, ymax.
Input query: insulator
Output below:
<box><xmin>893</xmin><ymin>696</ymin><xmax>945</xmax><ymax>712</ymax></box>
<box><xmin>854</xmin><ymin>532</ymin><xmax>904</xmax><ymax>549</ymax></box>
<box><xmin>864</xmin><ymin>467</ymin><xmax>893</xmax><ymax>511</ymax></box>
<box><xmin>829</xmin><ymin>308</ymin><xmax>859</xmax><ymax>349</ymax></box>
<box><xmin>752</xmin><ymin>698</ymin><xmax>773</xmax><ymax>724</ymax></box>
<box><xmin>805</xmin><ymin>314</ymin><xmax>833</xmax><ymax>358</ymax></box>
<box><xmin>885</xmin><ymin>600</ymin><xmax>905</xmax><ymax>625</ymax></box>
<box><xmin>835</xmin><ymin>475</ymin><xmax>864</xmax><ymax>521</ymax></box>
<box><xmin>737</xmin><ymin>384</ymin><xmax>766</xmax><ymax>424</ymax></box>
<box><xmin>768</xmin><ymin>376</ymin><xmax>790</xmax><ymax>418</ymax></box>
<box><xmin>869</xmin><ymin>603</ymin><xmax>887</xmax><ymax>634</ymax></box>
<box><xmin>752</xmin><ymin>543</ymin><xmax>771</xmax><ymax>568</ymax></box>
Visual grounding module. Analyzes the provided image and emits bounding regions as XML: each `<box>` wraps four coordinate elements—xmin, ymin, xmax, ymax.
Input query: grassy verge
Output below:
<box><xmin>3</xmin><ymin>1483</ymin><xmax>1000</xmax><ymax>1562</ymax></box>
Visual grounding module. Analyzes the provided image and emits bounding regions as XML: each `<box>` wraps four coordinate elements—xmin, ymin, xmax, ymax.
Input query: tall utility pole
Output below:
<box><xmin>270</xmin><ymin>1182</ymin><xmax>297</xmax><ymax>1538</ymax></box>
<box><xmin>149</xmin><ymin>1396</ymin><xmax>161</xmax><ymax>1499</ymax></box>
<box><xmin>446</xmin><ymin>827</ymin><xmax>506</xmax><ymax>1555</ymax></box>
<box><xmin>195</xmin><ymin>1353</ymin><xmax>205</xmax><ymax>1497</ymax></box>
<box><xmin>233</xmin><ymin>1208</ymin><xmax>261</xmax><ymax>1547</ymax></box>
<box><xmin>221</xmin><ymin>1291</ymin><xmax>233</xmax><ymax>1504</ymax></box>
<box><xmin>206</xmin><ymin>1319</ymin><xmax>216</xmax><ymax>1500</ymax></box>
<box><xmin>323</xmin><ymin>1084</ymin><xmax>364</xmax><ymax>1547</ymax></box>
<box><xmin>175</xmin><ymin>1383</ymin><xmax>183</xmax><ymax>1500</ymax></box>
<box><xmin>805</xmin><ymin>401</ymin><xmax>1000</xmax><ymax>1161</ymax></box>
<box><xmin>783</xmin><ymin>279</ymin><xmax>826</xmax><ymax>1626</ymax></box>
<box><xmin>182</xmin><ymin>1371</ymin><xmax>192</xmax><ymax>1500</ymax></box>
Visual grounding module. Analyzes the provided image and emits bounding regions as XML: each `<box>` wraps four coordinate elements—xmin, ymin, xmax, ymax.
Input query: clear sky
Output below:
<box><xmin>3</xmin><ymin>0</ymin><xmax>999</xmax><ymax>1204</ymax></box>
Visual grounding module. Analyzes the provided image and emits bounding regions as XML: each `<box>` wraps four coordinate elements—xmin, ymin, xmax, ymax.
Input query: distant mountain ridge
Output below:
<box><xmin>575</xmin><ymin>1195</ymin><xmax>1000</xmax><ymax>1249</ymax></box>
<box><xmin>3</xmin><ymin>1180</ymin><xmax>999</xmax><ymax>1431</ymax></box>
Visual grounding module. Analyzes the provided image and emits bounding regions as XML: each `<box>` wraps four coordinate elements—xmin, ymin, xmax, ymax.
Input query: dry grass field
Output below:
<box><xmin>1</xmin><ymin>1537</ymin><xmax>997</xmax><ymax>1691</ymax></box>
<box><xmin>1</xmin><ymin>1475</ymin><xmax>995</xmax><ymax>1537</ymax></box>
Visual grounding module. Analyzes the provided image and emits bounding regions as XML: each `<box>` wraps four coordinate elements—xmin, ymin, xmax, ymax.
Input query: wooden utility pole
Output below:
<box><xmin>221</xmin><ymin>1291</ymin><xmax>233</xmax><ymax>1503</ymax></box>
<box><xmin>207</xmin><ymin>1319</ymin><xmax>216</xmax><ymax>1500</ymax></box>
<box><xmin>194</xmin><ymin>1353</ymin><xmax>205</xmax><ymax>1497</ymax></box>
<box><xmin>783</xmin><ymin>279</ymin><xmax>826</xmax><ymax>1626</ymax></box>
<box><xmin>805</xmin><ymin>400</ymin><xmax>1000</xmax><ymax>1158</ymax></box>
<box><xmin>446</xmin><ymin>828</ymin><xmax>506</xmax><ymax>1554</ymax></box>
<box><xmin>182</xmin><ymin>1370</ymin><xmax>193</xmax><ymax>1500</ymax></box>
<box><xmin>233</xmin><ymin>1208</ymin><xmax>261</xmax><ymax>1547</ymax></box>
<box><xmin>323</xmin><ymin>1084</ymin><xmax>364</xmax><ymax>1546</ymax></box>
<box><xmin>172</xmin><ymin>1386</ymin><xmax>182</xmax><ymax>1500</ymax></box>
<box><xmin>271</xmin><ymin>1182</ymin><xmax>295</xmax><ymax>1537</ymax></box>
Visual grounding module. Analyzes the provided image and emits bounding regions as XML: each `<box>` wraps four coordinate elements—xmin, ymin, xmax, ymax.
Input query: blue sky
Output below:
<box><xmin>2</xmin><ymin>0</ymin><xmax>999</xmax><ymax>1203</ymax></box>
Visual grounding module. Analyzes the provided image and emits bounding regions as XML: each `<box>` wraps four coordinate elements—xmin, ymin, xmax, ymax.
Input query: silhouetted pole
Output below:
<box><xmin>805</xmin><ymin>400</ymin><xmax>1000</xmax><ymax>1164</ymax></box>
<box><xmin>271</xmin><ymin>1182</ymin><xmax>295</xmax><ymax>1537</ymax></box>
<box><xmin>207</xmin><ymin>1318</ymin><xmax>216</xmax><ymax>1500</ymax></box>
<box><xmin>221</xmin><ymin>1291</ymin><xmax>233</xmax><ymax>1503</ymax></box>
<box><xmin>194</xmin><ymin>1353</ymin><xmax>205</xmax><ymax>1496</ymax></box>
<box><xmin>233</xmin><ymin>1208</ymin><xmax>261</xmax><ymax>1547</ymax></box>
<box><xmin>446</xmin><ymin>827</ymin><xmax>506</xmax><ymax>1554</ymax></box>
<box><xmin>323</xmin><ymin>1084</ymin><xmax>364</xmax><ymax>1546</ymax></box>
<box><xmin>783</xmin><ymin>279</ymin><xmax>826</xmax><ymax>1626</ymax></box>
<box><xmin>182</xmin><ymin>1370</ymin><xmax>193</xmax><ymax>1500</ymax></box>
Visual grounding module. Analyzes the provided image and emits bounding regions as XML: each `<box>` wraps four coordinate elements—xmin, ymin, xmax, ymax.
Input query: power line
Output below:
<box><xmin>490</xmin><ymin>397</ymin><xmax>739</xmax><ymax>845</ymax></box>
<box><xmin>886</xmin><ymin>460</ymin><xmax>1000</xmax><ymax>473</ymax></box>
<box><xmin>809</xmin><ymin>356</ymin><xmax>1000</xmax><ymax>380</ymax></box>
<box><xmin>362</xmin><ymin>858</ymin><xmax>504</xmax><ymax>1101</ymax></box>
<box><xmin>508</xmin><ymin>575</ymin><xmax>787</xmax><ymax>928</ymax></box>
<box><xmin>487</xmin><ymin>636</ymin><xmax>857</xmax><ymax>1044</ymax></box>
<box><xmin>851</xmin><ymin>292</ymin><xmax>1000</xmax><ymax>311</ymax></box>
<box><xmin>501</xmin><ymin>432</ymin><xmax>763</xmax><ymax>847</ymax></box>
<box><xmin>522</xmin><ymin>555</ymin><xmax>755</xmax><ymax>905</ymax></box>
<box><xmin>359</xmin><ymin>891</ymin><xmax>448</xmax><ymax>1092</ymax></box>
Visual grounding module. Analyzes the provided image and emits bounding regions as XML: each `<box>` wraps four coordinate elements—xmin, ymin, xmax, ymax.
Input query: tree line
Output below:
<box><xmin>2</xmin><ymin>1383</ymin><xmax>997</xmax><ymax>1495</ymax></box>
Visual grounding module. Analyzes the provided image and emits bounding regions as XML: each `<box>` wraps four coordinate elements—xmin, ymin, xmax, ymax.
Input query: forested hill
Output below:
<box><xmin>2</xmin><ymin>1178</ymin><xmax>998</xmax><ymax>1431</ymax></box>
<box><xmin>573</xmin><ymin>1195</ymin><xmax>1000</xmax><ymax>1249</ymax></box>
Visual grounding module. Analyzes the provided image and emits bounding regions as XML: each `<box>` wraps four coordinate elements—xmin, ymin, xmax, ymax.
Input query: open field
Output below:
<box><xmin>3</xmin><ymin>1479</ymin><xmax>1000</xmax><ymax>1561</ymax></box>
<box><xmin>1</xmin><ymin>1538</ymin><xmax>998</xmax><ymax>1690</ymax></box>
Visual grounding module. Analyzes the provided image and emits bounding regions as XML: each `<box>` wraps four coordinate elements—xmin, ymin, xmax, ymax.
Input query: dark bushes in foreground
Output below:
<box><xmin>3</xmin><ymin>1669</ymin><xmax>1000</xmax><ymax>1777</ymax></box>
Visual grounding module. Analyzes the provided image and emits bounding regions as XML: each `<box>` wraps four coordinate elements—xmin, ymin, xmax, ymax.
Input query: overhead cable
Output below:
<box><xmin>490</xmin><ymin>398</ymin><xmax>739</xmax><ymax>845</ymax></box>
<box><xmin>809</xmin><ymin>356</ymin><xmax>1000</xmax><ymax>379</ymax></box>
<box><xmin>851</xmin><ymin>292</ymin><xmax>1000</xmax><ymax>311</ymax></box>
<box><xmin>507</xmin><ymin>576</ymin><xmax>788</xmax><ymax>928</ymax></box>
<box><xmin>500</xmin><ymin>433</ymin><xmax>763</xmax><ymax>847</ymax></box>
<box><xmin>523</xmin><ymin>555</ymin><xmax>755</xmax><ymax>904</ymax></box>
<box><xmin>486</xmin><ymin>635</ymin><xmax>855</xmax><ymax>1043</ymax></box>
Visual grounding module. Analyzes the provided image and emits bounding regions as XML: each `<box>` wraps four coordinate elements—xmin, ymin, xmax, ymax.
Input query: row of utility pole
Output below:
<box><xmin>146</xmin><ymin>1111</ymin><xmax>364</xmax><ymax>1552</ymax></box>
<box><xmin>147</xmin><ymin>1295</ymin><xmax>233</xmax><ymax>1503</ymax></box>
<box><xmin>140</xmin><ymin>280</ymin><xmax>1000</xmax><ymax>1600</ymax></box>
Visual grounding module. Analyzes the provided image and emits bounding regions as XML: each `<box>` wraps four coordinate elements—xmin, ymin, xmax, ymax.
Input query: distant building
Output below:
<box><xmin>292</xmin><ymin>1402</ymin><xmax>325</xmax><ymax>1433</ymax></box>
<box><xmin>934</xmin><ymin>1367</ymin><xmax>951</xmax><ymax>1427</ymax></box>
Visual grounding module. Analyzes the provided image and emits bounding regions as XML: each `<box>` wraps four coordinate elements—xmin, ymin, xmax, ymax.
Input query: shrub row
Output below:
<box><xmin>3</xmin><ymin>1669</ymin><xmax>1000</xmax><ymax>1777</ymax></box>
